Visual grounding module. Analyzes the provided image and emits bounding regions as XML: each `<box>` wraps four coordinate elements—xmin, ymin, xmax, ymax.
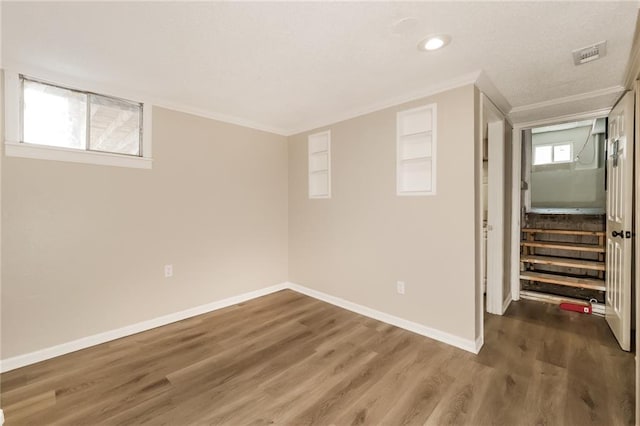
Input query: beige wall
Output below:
<box><xmin>288</xmin><ymin>85</ymin><xmax>478</xmax><ymax>342</ymax></box>
<box><xmin>1</xmin><ymin>106</ymin><xmax>288</xmax><ymax>358</ymax></box>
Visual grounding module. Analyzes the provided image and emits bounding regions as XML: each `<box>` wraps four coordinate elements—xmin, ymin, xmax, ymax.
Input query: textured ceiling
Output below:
<box><xmin>2</xmin><ymin>2</ymin><xmax>638</xmax><ymax>134</ymax></box>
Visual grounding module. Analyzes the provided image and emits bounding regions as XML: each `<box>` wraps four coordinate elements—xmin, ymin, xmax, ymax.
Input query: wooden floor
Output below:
<box><xmin>1</xmin><ymin>290</ymin><xmax>635</xmax><ymax>425</ymax></box>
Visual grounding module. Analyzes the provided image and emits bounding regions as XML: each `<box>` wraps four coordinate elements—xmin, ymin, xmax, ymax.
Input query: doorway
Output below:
<box><xmin>480</xmin><ymin>94</ymin><xmax>511</xmax><ymax>316</ymax></box>
<box><xmin>510</xmin><ymin>92</ymin><xmax>635</xmax><ymax>352</ymax></box>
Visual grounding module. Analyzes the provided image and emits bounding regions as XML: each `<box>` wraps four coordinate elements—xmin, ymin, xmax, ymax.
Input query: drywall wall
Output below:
<box><xmin>531</xmin><ymin>125</ymin><xmax>605</xmax><ymax>208</ymax></box>
<box><xmin>1</xmin><ymin>106</ymin><xmax>288</xmax><ymax>358</ymax></box>
<box><xmin>288</xmin><ymin>84</ymin><xmax>478</xmax><ymax>344</ymax></box>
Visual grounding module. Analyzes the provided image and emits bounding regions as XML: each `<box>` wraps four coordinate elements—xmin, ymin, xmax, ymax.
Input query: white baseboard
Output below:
<box><xmin>287</xmin><ymin>282</ymin><xmax>481</xmax><ymax>354</ymax></box>
<box><xmin>2</xmin><ymin>280</ymin><xmax>484</xmax><ymax>372</ymax></box>
<box><xmin>0</xmin><ymin>282</ymin><xmax>288</xmax><ymax>373</ymax></box>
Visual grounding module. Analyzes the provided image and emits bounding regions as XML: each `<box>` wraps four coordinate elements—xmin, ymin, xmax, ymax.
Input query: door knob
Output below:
<box><xmin>612</xmin><ymin>230</ymin><xmax>624</xmax><ymax>238</ymax></box>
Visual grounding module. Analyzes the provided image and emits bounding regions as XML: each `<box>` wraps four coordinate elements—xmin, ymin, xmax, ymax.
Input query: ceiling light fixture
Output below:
<box><xmin>418</xmin><ymin>35</ymin><xmax>451</xmax><ymax>51</ymax></box>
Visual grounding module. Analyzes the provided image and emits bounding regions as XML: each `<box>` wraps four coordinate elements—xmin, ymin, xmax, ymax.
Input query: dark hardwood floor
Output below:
<box><xmin>1</xmin><ymin>290</ymin><xmax>635</xmax><ymax>425</ymax></box>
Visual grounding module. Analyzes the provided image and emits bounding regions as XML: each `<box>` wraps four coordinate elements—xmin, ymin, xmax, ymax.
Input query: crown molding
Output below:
<box><xmin>509</xmin><ymin>85</ymin><xmax>625</xmax><ymax>114</ymax></box>
<box><xmin>285</xmin><ymin>70</ymin><xmax>483</xmax><ymax>136</ymax></box>
<box><xmin>149</xmin><ymin>100</ymin><xmax>289</xmax><ymax>136</ymax></box>
<box><xmin>475</xmin><ymin>70</ymin><xmax>512</xmax><ymax>118</ymax></box>
<box><xmin>6</xmin><ymin>61</ymin><xmax>512</xmax><ymax>138</ymax></box>
<box><xmin>2</xmin><ymin>62</ymin><xmax>290</xmax><ymax>137</ymax></box>
<box><xmin>512</xmin><ymin>107</ymin><xmax>612</xmax><ymax>130</ymax></box>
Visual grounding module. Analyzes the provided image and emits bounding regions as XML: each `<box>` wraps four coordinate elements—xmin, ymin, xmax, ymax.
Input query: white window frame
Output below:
<box><xmin>396</xmin><ymin>103</ymin><xmax>437</xmax><ymax>196</ymax></box>
<box><xmin>4</xmin><ymin>71</ymin><xmax>153</xmax><ymax>169</ymax></box>
<box><xmin>308</xmin><ymin>130</ymin><xmax>331</xmax><ymax>199</ymax></box>
<box><xmin>533</xmin><ymin>142</ymin><xmax>573</xmax><ymax>165</ymax></box>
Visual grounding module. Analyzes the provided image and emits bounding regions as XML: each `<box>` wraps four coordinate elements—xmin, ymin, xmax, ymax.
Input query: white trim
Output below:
<box><xmin>308</xmin><ymin>130</ymin><xmax>332</xmax><ymax>199</ymax></box>
<box><xmin>288</xmin><ymin>71</ymin><xmax>480</xmax><ymax>136</ymax></box>
<box><xmin>5</xmin><ymin>141</ymin><xmax>153</xmax><ymax>169</ymax></box>
<box><xmin>287</xmin><ymin>282</ymin><xmax>481</xmax><ymax>354</ymax></box>
<box><xmin>0</xmin><ymin>283</ymin><xmax>288</xmax><ymax>373</ymax></box>
<box><xmin>150</xmin><ymin>99</ymin><xmax>288</xmax><ymax>136</ymax></box>
<box><xmin>0</xmin><ymin>409</ymin><xmax>4</xmax><ymax>425</ymax></box>
<box><xmin>512</xmin><ymin>107</ymin><xmax>612</xmax><ymax>129</ymax></box>
<box><xmin>502</xmin><ymin>293</ymin><xmax>512</xmax><ymax>314</ymax></box>
<box><xmin>0</xmin><ymin>280</ymin><xmax>485</xmax><ymax>372</ymax></box>
<box><xmin>3</xmin><ymin>70</ymin><xmax>154</xmax><ymax>169</ymax></box>
<box><xmin>475</xmin><ymin>71</ymin><xmax>512</xmax><ymax>120</ymax></box>
<box><xmin>3</xmin><ymin>62</ymin><xmax>288</xmax><ymax>136</ymax></box>
<box><xmin>142</xmin><ymin>104</ymin><xmax>153</xmax><ymax>158</ymax></box>
<box><xmin>510</xmin><ymin>86</ymin><xmax>625</xmax><ymax>114</ymax></box>
<box><xmin>519</xmin><ymin>290</ymin><xmax>605</xmax><ymax>316</ymax></box>
<box><xmin>634</xmin><ymin>80</ymin><xmax>640</xmax><ymax>425</ymax></box>
<box><xmin>2</xmin><ymin>64</ymin><xmax>514</xmax><ymax>138</ymax></box>
<box><xmin>396</xmin><ymin>103</ymin><xmax>437</xmax><ymax>196</ymax></box>
<box><xmin>484</xmin><ymin>94</ymin><xmax>506</xmax><ymax>316</ymax></box>
<box><xmin>510</xmin><ymin>107</ymin><xmax>612</xmax><ymax>301</ymax></box>
<box><xmin>511</xmin><ymin>127</ymin><xmax>522</xmax><ymax>301</ymax></box>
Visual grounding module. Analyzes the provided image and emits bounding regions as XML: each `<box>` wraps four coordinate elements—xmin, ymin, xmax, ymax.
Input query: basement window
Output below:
<box><xmin>4</xmin><ymin>73</ymin><xmax>152</xmax><ymax>169</ymax></box>
<box><xmin>534</xmin><ymin>143</ymin><xmax>572</xmax><ymax>165</ymax></box>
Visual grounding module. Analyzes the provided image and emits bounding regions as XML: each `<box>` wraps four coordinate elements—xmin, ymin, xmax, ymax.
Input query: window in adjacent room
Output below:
<box><xmin>397</xmin><ymin>103</ymin><xmax>437</xmax><ymax>195</ymax></box>
<box><xmin>308</xmin><ymin>130</ymin><xmax>331</xmax><ymax>199</ymax></box>
<box><xmin>533</xmin><ymin>143</ymin><xmax>572</xmax><ymax>165</ymax></box>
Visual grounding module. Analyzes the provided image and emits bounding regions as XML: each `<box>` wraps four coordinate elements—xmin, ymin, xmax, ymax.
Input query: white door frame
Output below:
<box><xmin>482</xmin><ymin>94</ymin><xmax>507</xmax><ymax>315</ymax></box>
<box><xmin>634</xmin><ymin>80</ymin><xmax>639</xmax><ymax>426</ymax></box>
<box><xmin>509</xmin><ymin>108</ymin><xmax>612</xmax><ymax>301</ymax></box>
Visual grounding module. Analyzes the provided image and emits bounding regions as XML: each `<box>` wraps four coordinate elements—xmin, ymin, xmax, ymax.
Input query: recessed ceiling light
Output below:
<box><xmin>418</xmin><ymin>35</ymin><xmax>451</xmax><ymax>51</ymax></box>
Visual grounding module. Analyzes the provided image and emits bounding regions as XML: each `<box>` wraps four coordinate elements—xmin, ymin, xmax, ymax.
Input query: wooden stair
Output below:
<box><xmin>520</xmin><ymin>227</ymin><xmax>606</xmax><ymax>296</ymax></box>
<box><xmin>522</xmin><ymin>228</ymin><xmax>605</xmax><ymax>237</ymax></box>
<box><xmin>521</xmin><ymin>255</ymin><xmax>605</xmax><ymax>271</ymax></box>
<box><xmin>520</xmin><ymin>271</ymin><xmax>605</xmax><ymax>292</ymax></box>
<box><xmin>520</xmin><ymin>240</ymin><xmax>604</xmax><ymax>253</ymax></box>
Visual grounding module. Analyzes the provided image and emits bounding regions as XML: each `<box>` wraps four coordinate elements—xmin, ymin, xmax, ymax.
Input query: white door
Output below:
<box><xmin>487</xmin><ymin>119</ymin><xmax>505</xmax><ymax>314</ymax></box>
<box><xmin>606</xmin><ymin>91</ymin><xmax>634</xmax><ymax>351</ymax></box>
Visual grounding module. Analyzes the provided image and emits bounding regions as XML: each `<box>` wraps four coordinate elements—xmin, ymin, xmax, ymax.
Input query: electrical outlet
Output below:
<box><xmin>396</xmin><ymin>281</ymin><xmax>405</xmax><ymax>295</ymax></box>
<box><xmin>164</xmin><ymin>264</ymin><xmax>173</xmax><ymax>278</ymax></box>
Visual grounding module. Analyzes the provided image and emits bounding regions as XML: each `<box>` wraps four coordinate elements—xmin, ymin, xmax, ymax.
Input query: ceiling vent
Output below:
<box><xmin>572</xmin><ymin>41</ymin><xmax>607</xmax><ymax>65</ymax></box>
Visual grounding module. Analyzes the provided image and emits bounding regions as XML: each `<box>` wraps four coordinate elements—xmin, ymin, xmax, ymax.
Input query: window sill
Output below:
<box><xmin>4</xmin><ymin>141</ymin><xmax>153</xmax><ymax>169</ymax></box>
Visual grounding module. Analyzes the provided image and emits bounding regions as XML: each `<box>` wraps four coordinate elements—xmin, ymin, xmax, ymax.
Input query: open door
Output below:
<box><xmin>606</xmin><ymin>91</ymin><xmax>634</xmax><ymax>351</ymax></box>
<box><xmin>486</xmin><ymin>119</ymin><xmax>505</xmax><ymax>314</ymax></box>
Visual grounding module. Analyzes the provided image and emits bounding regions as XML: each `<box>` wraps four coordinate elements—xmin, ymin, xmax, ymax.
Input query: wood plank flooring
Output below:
<box><xmin>1</xmin><ymin>290</ymin><xmax>635</xmax><ymax>425</ymax></box>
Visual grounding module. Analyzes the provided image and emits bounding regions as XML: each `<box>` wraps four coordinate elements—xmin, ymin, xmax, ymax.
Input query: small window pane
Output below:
<box><xmin>534</xmin><ymin>145</ymin><xmax>552</xmax><ymax>165</ymax></box>
<box><xmin>89</xmin><ymin>94</ymin><xmax>141</xmax><ymax>156</ymax></box>
<box><xmin>553</xmin><ymin>144</ymin><xmax>571</xmax><ymax>162</ymax></box>
<box><xmin>23</xmin><ymin>79</ymin><xmax>87</xmax><ymax>149</ymax></box>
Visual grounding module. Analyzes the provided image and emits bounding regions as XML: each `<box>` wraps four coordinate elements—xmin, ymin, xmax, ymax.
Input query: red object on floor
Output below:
<box><xmin>560</xmin><ymin>301</ymin><xmax>592</xmax><ymax>314</ymax></box>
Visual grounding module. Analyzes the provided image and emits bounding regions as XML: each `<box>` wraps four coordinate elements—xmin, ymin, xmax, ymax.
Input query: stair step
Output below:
<box><xmin>522</xmin><ymin>228</ymin><xmax>605</xmax><ymax>237</ymax></box>
<box><xmin>521</xmin><ymin>240</ymin><xmax>605</xmax><ymax>252</ymax></box>
<box><xmin>521</xmin><ymin>255</ymin><xmax>605</xmax><ymax>271</ymax></box>
<box><xmin>520</xmin><ymin>271</ymin><xmax>605</xmax><ymax>291</ymax></box>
